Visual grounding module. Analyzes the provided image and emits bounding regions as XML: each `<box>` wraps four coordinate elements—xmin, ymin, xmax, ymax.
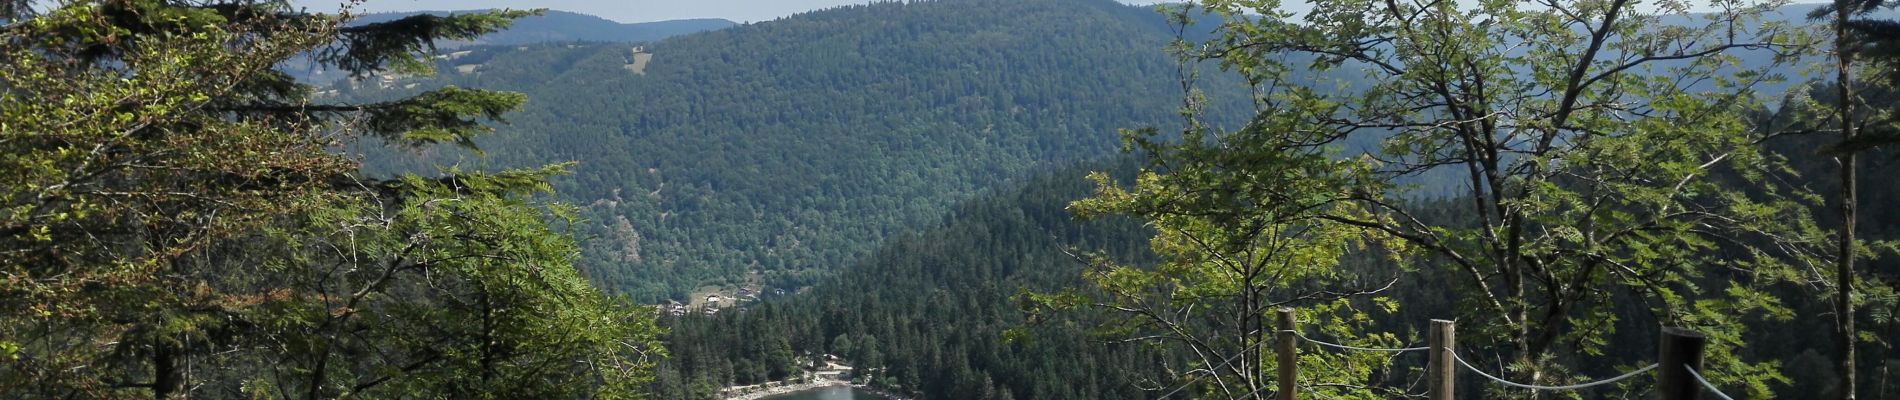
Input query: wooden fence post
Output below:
<box><xmin>1429</xmin><ymin>319</ymin><xmax>1456</xmax><ymax>400</ymax></box>
<box><xmin>1277</xmin><ymin>308</ymin><xmax>1297</xmax><ymax>400</ymax></box>
<box><xmin>1658</xmin><ymin>327</ymin><xmax>1708</xmax><ymax>400</ymax></box>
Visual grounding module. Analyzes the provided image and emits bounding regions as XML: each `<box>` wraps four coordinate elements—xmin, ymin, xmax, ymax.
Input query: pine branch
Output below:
<box><xmin>323</xmin><ymin>9</ymin><xmax>541</xmax><ymax>76</ymax></box>
<box><xmin>218</xmin><ymin>86</ymin><xmax>526</xmax><ymax>148</ymax></box>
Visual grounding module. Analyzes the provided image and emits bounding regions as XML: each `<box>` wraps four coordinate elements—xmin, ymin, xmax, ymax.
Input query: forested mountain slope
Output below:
<box><xmin>653</xmin><ymin>131</ymin><xmax>1900</xmax><ymax>400</ymax></box>
<box><xmin>651</xmin><ymin>160</ymin><xmax>1179</xmax><ymax>400</ymax></box>
<box><xmin>348</xmin><ymin>0</ymin><xmax>1252</xmax><ymax>302</ymax></box>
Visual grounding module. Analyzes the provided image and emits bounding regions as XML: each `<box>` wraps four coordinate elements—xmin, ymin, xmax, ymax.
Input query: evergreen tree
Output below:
<box><xmin>1804</xmin><ymin>1</ymin><xmax>1900</xmax><ymax>395</ymax></box>
<box><xmin>0</xmin><ymin>1</ymin><xmax>661</xmax><ymax>398</ymax></box>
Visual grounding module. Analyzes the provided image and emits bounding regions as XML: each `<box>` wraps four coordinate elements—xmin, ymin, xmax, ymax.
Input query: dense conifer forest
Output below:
<box><xmin>650</xmin><ymin>160</ymin><xmax>1170</xmax><ymax>400</ymax></box>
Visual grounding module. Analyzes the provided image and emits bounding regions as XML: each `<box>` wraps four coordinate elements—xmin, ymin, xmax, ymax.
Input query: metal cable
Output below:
<box><xmin>1297</xmin><ymin>383</ymin><xmax>1341</xmax><ymax>400</ymax></box>
<box><xmin>1683</xmin><ymin>365</ymin><xmax>1737</xmax><ymax>400</ymax></box>
<box><xmin>1231</xmin><ymin>383</ymin><xmax>1274</xmax><ymax>400</ymax></box>
<box><xmin>1153</xmin><ymin>338</ymin><xmax>1272</xmax><ymax>400</ymax></box>
<box><xmin>1449</xmin><ymin>351</ymin><xmax>1659</xmax><ymax>391</ymax></box>
<box><xmin>1282</xmin><ymin>330</ymin><xmax>1429</xmax><ymax>353</ymax></box>
<box><xmin>1154</xmin><ymin>329</ymin><xmax>1413</xmax><ymax>399</ymax></box>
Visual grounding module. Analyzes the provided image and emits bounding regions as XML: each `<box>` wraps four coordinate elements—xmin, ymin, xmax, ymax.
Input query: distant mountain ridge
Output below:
<box><xmin>352</xmin><ymin>10</ymin><xmax>737</xmax><ymax>45</ymax></box>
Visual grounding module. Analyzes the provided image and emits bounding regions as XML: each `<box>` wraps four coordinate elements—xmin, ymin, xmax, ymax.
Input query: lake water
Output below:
<box><xmin>757</xmin><ymin>385</ymin><xmax>882</xmax><ymax>400</ymax></box>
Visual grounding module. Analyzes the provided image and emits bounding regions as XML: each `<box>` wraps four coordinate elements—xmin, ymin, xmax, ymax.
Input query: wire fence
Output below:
<box><xmin>1150</xmin><ymin>319</ymin><xmax>1744</xmax><ymax>400</ymax></box>
<box><xmin>1152</xmin><ymin>336</ymin><xmax>1273</xmax><ymax>400</ymax></box>
<box><xmin>1284</xmin><ymin>330</ymin><xmax>1428</xmax><ymax>353</ymax></box>
<box><xmin>1448</xmin><ymin>351</ymin><xmax>1656</xmax><ymax>391</ymax></box>
<box><xmin>1684</xmin><ymin>365</ymin><xmax>1738</xmax><ymax>400</ymax></box>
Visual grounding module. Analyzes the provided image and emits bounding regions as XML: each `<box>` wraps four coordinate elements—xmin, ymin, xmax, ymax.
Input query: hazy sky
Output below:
<box><xmin>287</xmin><ymin>0</ymin><xmax>1793</xmax><ymax>25</ymax></box>
<box><xmin>294</xmin><ymin>0</ymin><xmax>1162</xmax><ymax>24</ymax></box>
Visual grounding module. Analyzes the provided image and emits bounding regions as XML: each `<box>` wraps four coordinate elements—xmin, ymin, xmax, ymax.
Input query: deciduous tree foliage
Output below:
<box><xmin>0</xmin><ymin>1</ymin><xmax>660</xmax><ymax>399</ymax></box>
<box><xmin>1068</xmin><ymin>0</ymin><xmax>1842</xmax><ymax>397</ymax></box>
<box><xmin>1026</xmin><ymin>57</ymin><xmax>1417</xmax><ymax>396</ymax></box>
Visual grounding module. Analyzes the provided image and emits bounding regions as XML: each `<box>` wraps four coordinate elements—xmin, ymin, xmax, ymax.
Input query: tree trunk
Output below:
<box><xmin>1509</xmin><ymin>260</ymin><xmax>1541</xmax><ymax>397</ymax></box>
<box><xmin>480</xmin><ymin>287</ymin><xmax>500</xmax><ymax>389</ymax></box>
<box><xmin>1834</xmin><ymin>0</ymin><xmax>1860</xmax><ymax>398</ymax></box>
<box><xmin>152</xmin><ymin>338</ymin><xmax>183</xmax><ymax>400</ymax></box>
<box><xmin>306</xmin><ymin>343</ymin><xmax>330</xmax><ymax>400</ymax></box>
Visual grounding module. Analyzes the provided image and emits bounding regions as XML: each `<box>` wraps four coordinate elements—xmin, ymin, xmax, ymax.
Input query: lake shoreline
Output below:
<box><xmin>847</xmin><ymin>385</ymin><xmax>909</xmax><ymax>400</ymax></box>
<box><xmin>723</xmin><ymin>378</ymin><xmax>912</xmax><ymax>400</ymax></box>
<box><xmin>722</xmin><ymin>377</ymin><xmax>839</xmax><ymax>400</ymax></box>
